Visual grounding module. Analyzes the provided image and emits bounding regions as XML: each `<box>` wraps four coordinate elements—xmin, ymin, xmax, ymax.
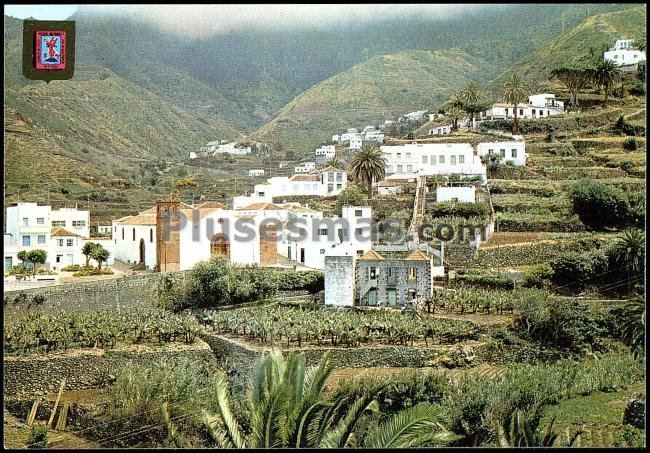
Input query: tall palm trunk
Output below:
<box><xmin>367</xmin><ymin>178</ymin><xmax>373</xmax><ymax>200</ymax></box>
<box><xmin>512</xmin><ymin>102</ymin><xmax>519</xmax><ymax>134</ymax></box>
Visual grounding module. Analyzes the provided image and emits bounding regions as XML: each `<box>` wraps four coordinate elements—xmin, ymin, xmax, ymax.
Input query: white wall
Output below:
<box><xmin>476</xmin><ymin>141</ymin><xmax>526</xmax><ymax>166</ymax></box>
<box><xmin>604</xmin><ymin>49</ymin><xmax>646</xmax><ymax>66</ymax></box>
<box><xmin>112</xmin><ymin>222</ymin><xmax>156</xmax><ymax>269</ymax></box>
<box><xmin>436</xmin><ymin>186</ymin><xmax>475</xmax><ymax>203</ymax></box>
<box><xmin>51</xmin><ymin>207</ymin><xmax>90</xmax><ymax>239</ymax></box>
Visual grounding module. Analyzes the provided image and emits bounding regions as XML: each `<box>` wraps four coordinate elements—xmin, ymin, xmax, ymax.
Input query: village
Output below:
<box><xmin>3</xmin><ymin>6</ymin><xmax>646</xmax><ymax>448</ymax></box>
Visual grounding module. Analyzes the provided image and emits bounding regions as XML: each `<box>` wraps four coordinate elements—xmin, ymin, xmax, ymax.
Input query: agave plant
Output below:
<box><xmin>202</xmin><ymin>350</ymin><xmax>459</xmax><ymax>448</ymax></box>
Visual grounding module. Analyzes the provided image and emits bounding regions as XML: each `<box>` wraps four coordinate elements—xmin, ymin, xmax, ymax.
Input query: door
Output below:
<box><xmin>287</xmin><ymin>246</ymin><xmax>292</xmax><ymax>260</ymax></box>
<box><xmin>367</xmin><ymin>289</ymin><xmax>377</xmax><ymax>306</ymax></box>
<box><xmin>66</xmin><ymin>254</ymin><xmax>74</xmax><ymax>266</ymax></box>
<box><xmin>387</xmin><ymin>289</ymin><xmax>397</xmax><ymax>308</ymax></box>
<box><xmin>139</xmin><ymin>238</ymin><xmax>145</xmax><ymax>263</ymax></box>
<box><xmin>4</xmin><ymin>256</ymin><xmax>12</xmax><ymax>273</ymax></box>
<box><xmin>300</xmin><ymin>248</ymin><xmax>305</xmax><ymax>264</ymax></box>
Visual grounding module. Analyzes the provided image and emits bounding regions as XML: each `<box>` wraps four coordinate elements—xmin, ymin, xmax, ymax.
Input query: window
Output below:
<box><xmin>387</xmin><ymin>267</ymin><xmax>393</xmax><ymax>277</ymax></box>
<box><xmin>114</xmin><ymin>226</ymin><xmax>117</xmax><ymax>232</ymax></box>
<box><xmin>511</xmin><ymin>149</ymin><xmax>518</xmax><ymax>158</ymax></box>
<box><xmin>52</xmin><ymin>220</ymin><xmax>65</xmax><ymax>227</ymax></box>
<box><xmin>539</xmin><ymin>110</ymin><xmax>544</xmax><ymax>116</ymax></box>
<box><xmin>438</xmin><ymin>155</ymin><xmax>445</xmax><ymax>164</ymax></box>
<box><xmin>37</xmin><ymin>235</ymin><xmax>46</xmax><ymax>244</ymax></box>
<box><xmin>72</xmin><ymin>220</ymin><xmax>86</xmax><ymax>227</ymax></box>
<box><xmin>431</xmin><ymin>155</ymin><xmax>436</xmax><ymax>165</ymax></box>
<box><xmin>369</xmin><ymin>266</ymin><xmax>377</xmax><ymax>279</ymax></box>
<box><xmin>396</xmin><ymin>152</ymin><xmax>401</xmax><ymax>159</ymax></box>
<box><xmin>519</xmin><ymin>109</ymin><xmax>523</xmax><ymax>115</ymax></box>
<box><xmin>320</xmin><ymin>249</ymin><xmax>326</xmax><ymax>255</ymax></box>
<box><xmin>504</xmin><ymin>108</ymin><xmax>509</xmax><ymax>115</ymax></box>
<box><xmin>532</xmin><ymin>109</ymin><xmax>536</xmax><ymax>115</ymax></box>
<box><xmin>67</xmin><ymin>239</ymin><xmax>74</xmax><ymax>247</ymax></box>
<box><xmin>451</xmin><ymin>197</ymin><xmax>459</xmax><ymax>202</ymax></box>
<box><xmin>355</xmin><ymin>227</ymin><xmax>364</xmax><ymax>236</ymax></box>
<box><xmin>328</xmin><ymin>173</ymin><xmax>334</xmax><ymax>182</ymax></box>
<box><xmin>319</xmin><ymin>228</ymin><xmax>328</xmax><ymax>236</ymax></box>
<box><xmin>37</xmin><ymin>218</ymin><xmax>45</xmax><ymax>225</ymax></box>
<box><xmin>422</xmin><ymin>155</ymin><xmax>428</xmax><ymax>164</ymax></box>
<box><xmin>500</xmin><ymin>149</ymin><xmax>506</xmax><ymax>158</ymax></box>
<box><xmin>56</xmin><ymin>254</ymin><xmax>62</xmax><ymax>263</ymax></box>
<box><xmin>450</xmin><ymin>156</ymin><xmax>457</xmax><ymax>165</ymax></box>
<box><xmin>258</xmin><ymin>191</ymin><xmax>265</xmax><ymax>197</ymax></box>
<box><xmin>406</xmin><ymin>152</ymin><xmax>411</xmax><ymax>159</ymax></box>
<box><xmin>356</xmin><ymin>250</ymin><xmax>364</xmax><ymax>256</ymax></box>
<box><xmin>22</xmin><ymin>218</ymin><xmax>29</xmax><ymax>226</ymax></box>
<box><xmin>133</xmin><ymin>228</ymin><xmax>136</xmax><ymax>241</ymax></box>
<box><xmin>406</xmin><ymin>165</ymin><xmax>413</xmax><ymax>172</ymax></box>
<box><xmin>488</xmin><ymin>148</ymin><xmax>494</xmax><ymax>154</ymax></box>
<box><xmin>408</xmin><ymin>267</ymin><xmax>417</xmax><ymax>282</ymax></box>
<box><xmin>355</xmin><ymin>209</ymin><xmax>363</xmax><ymax>217</ymax></box>
<box><xmin>122</xmin><ymin>228</ymin><xmax>125</xmax><ymax>240</ymax></box>
<box><xmin>328</xmin><ymin>183</ymin><xmax>334</xmax><ymax>192</ymax></box>
<box><xmin>150</xmin><ymin>228</ymin><xmax>154</xmax><ymax>243</ymax></box>
<box><xmin>22</xmin><ymin>236</ymin><xmax>31</xmax><ymax>246</ymax></box>
<box><xmin>336</xmin><ymin>173</ymin><xmax>343</xmax><ymax>182</ymax></box>
<box><xmin>336</xmin><ymin>183</ymin><xmax>342</xmax><ymax>189</ymax></box>
<box><xmin>458</xmin><ymin>155</ymin><xmax>465</xmax><ymax>164</ymax></box>
<box><xmin>397</xmin><ymin>164</ymin><xmax>403</xmax><ymax>173</ymax></box>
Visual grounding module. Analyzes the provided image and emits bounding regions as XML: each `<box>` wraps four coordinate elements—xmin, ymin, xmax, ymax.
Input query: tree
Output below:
<box><xmin>328</xmin><ymin>156</ymin><xmax>346</xmax><ymax>170</ymax></box>
<box><xmin>615</xmin><ymin>297</ymin><xmax>645</xmax><ymax>358</ymax></box>
<box><xmin>568</xmin><ymin>179</ymin><xmax>630</xmax><ymax>229</ymax></box>
<box><xmin>459</xmin><ymin>81</ymin><xmax>486</xmax><ymax>127</ymax></box>
<box><xmin>81</xmin><ymin>242</ymin><xmax>98</xmax><ymax>267</ymax></box>
<box><xmin>349</xmin><ymin>143</ymin><xmax>386</xmax><ymax>201</ymax></box>
<box><xmin>446</xmin><ymin>106</ymin><xmax>465</xmax><ymax>130</ymax></box>
<box><xmin>335</xmin><ymin>186</ymin><xmax>366</xmax><ymax>215</ymax></box>
<box><xmin>592</xmin><ymin>60</ymin><xmax>621</xmax><ymax>106</ymax></box>
<box><xmin>550</xmin><ymin>66</ymin><xmax>593</xmax><ymax>108</ymax></box>
<box><xmin>480</xmin><ymin>153</ymin><xmax>503</xmax><ymax>178</ymax></box>
<box><xmin>25</xmin><ymin>249</ymin><xmax>48</xmax><ymax>277</ymax></box>
<box><xmin>90</xmin><ymin>244</ymin><xmax>110</xmax><ymax>270</ymax></box>
<box><xmin>500</xmin><ymin>73</ymin><xmax>531</xmax><ymax>134</ymax></box>
<box><xmin>609</xmin><ymin>229</ymin><xmax>645</xmax><ymax>291</ymax></box>
<box><xmin>17</xmin><ymin>250</ymin><xmax>29</xmax><ymax>269</ymax></box>
<box><xmin>202</xmin><ymin>350</ymin><xmax>458</xmax><ymax>448</ymax></box>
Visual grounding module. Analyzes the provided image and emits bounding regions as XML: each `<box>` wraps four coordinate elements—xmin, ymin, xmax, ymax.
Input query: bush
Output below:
<box><xmin>72</xmin><ymin>268</ymin><xmax>114</xmax><ymax>277</ymax></box>
<box><xmin>623</xmin><ymin>137</ymin><xmax>638</xmax><ymax>151</ymax></box>
<box><xmin>27</xmin><ymin>425</ymin><xmax>48</xmax><ymax>449</ymax></box>
<box><xmin>521</xmin><ymin>264</ymin><xmax>553</xmax><ymax>289</ymax></box>
<box><xmin>275</xmin><ymin>269</ymin><xmax>324</xmax><ymax>293</ymax></box>
<box><xmin>456</xmin><ymin>274</ymin><xmax>515</xmax><ymax>290</ymax></box>
<box><xmin>568</xmin><ymin>180</ymin><xmax>632</xmax><ymax>229</ymax></box>
<box><xmin>549</xmin><ymin>250</ymin><xmax>609</xmax><ymax>294</ymax></box>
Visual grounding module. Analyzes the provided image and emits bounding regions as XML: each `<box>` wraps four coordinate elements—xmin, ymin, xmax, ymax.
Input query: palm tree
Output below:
<box><xmin>328</xmin><ymin>156</ymin><xmax>346</xmax><ymax>170</ymax></box>
<box><xmin>202</xmin><ymin>350</ymin><xmax>459</xmax><ymax>448</ymax></box>
<box><xmin>592</xmin><ymin>60</ymin><xmax>621</xmax><ymax>106</ymax></box>
<box><xmin>460</xmin><ymin>81</ymin><xmax>484</xmax><ymax>127</ymax></box>
<box><xmin>496</xmin><ymin>411</ymin><xmax>581</xmax><ymax>447</ymax></box>
<box><xmin>500</xmin><ymin>73</ymin><xmax>531</xmax><ymax>134</ymax></box>
<box><xmin>617</xmin><ymin>297</ymin><xmax>645</xmax><ymax>359</ymax></box>
<box><xmin>349</xmin><ymin>143</ymin><xmax>386</xmax><ymax>201</ymax></box>
<box><xmin>611</xmin><ymin>228</ymin><xmax>645</xmax><ymax>291</ymax></box>
<box><xmin>447</xmin><ymin>106</ymin><xmax>465</xmax><ymax>130</ymax></box>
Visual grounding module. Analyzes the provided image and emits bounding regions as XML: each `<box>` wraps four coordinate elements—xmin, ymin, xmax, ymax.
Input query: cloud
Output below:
<box><xmin>77</xmin><ymin>4</ymin><xmax>501</xmax><ymax>37</ymax></box>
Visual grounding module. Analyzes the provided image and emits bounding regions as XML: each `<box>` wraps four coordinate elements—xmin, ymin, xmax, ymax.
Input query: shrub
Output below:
<box><xmin>27</xmin><ymin>425</ymin><xmax>48</xmax><ymax>449</ymax></box>
<box><xmin>623</xmin><ymin>137</ymin><xmax>638</xmax><ymax>151</ymax></box>
<box><xmin>335</xmin><ymin>186</ymin><xmax>366</xmax><ymax>215</ymax></box>
<box><xmin>521</xmin><ymin>264</ymin><xmax>553</xmax><ymax>289</ymax></box>
<box><xmin>275</xmin><ymin>269</ymin><xmax>324</xmax><ymax>293</ymax></box>
<box><xmin>568</xmin><ymin>180</ymin><xmax>631</xmax><ymax>229</ymax></box>
<box><xmin>456</xmin><ymin>274</ymin><xmax>516</xmax><ymax>290</ymax></box>
<box><xmin>428</xmin><ymin>202</ymin><xmax>490</xmax><ymax>219</ymax></box>
<box><xmin>72</xmin><ymin>268</ymin><xmax>114</xmax><ymax>277</ymax></box>
<box><xmin>549</xmin><ymin>250</ymin><xmax>609</xmax><ymax>294</ymax></box>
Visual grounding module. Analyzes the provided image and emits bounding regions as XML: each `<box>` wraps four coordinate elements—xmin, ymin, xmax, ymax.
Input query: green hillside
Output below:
<box><xmin>495</xmin><ymin>5</ymin><xmax>647</xmax><ymax>89</ymax></box>
<box><xmin>254</xmin><ymin>49</ymin><xmax>491</xmax><ymax>154</ymax></box>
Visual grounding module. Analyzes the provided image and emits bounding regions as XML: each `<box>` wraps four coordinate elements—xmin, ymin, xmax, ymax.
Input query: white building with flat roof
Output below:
<box><xmin>436</xmin><ymin>186</ymin><xmax>476</xmax><ymax>203</ymax></box>
<box><xmin>604</xmin><ymin>39</ymin><xmax>646</xmax><ymax>66</ymax></box>
<box><xmin>381</xmin><ymin>143</ymin><xmax>487</xmax><ymax>183</ymax></box>
<box><xmin>476</xmin><ymin>141</ymin><xmax>527</xmax><ymax>166</ymax></box>
<box><xmin>528</xmin><ymin>94</ymin><xmax>564</xmax><ymax>115</ymax></box>
<box><xmin>248</xmin><ymin>169</ymin><xmax>265</xmax><ymax>177</ymax></box>
<box><xmin>294</xmin><ymin>162</ymin><xmax>316</xmax><ymax>173</ymax></box>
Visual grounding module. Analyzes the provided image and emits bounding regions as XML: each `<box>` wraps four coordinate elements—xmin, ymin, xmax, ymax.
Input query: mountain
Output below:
<box><xmin>495</xmin><ymin>5</ymin><xmax>647</xmax><ymax>89</ymax></box>
<box><xmin>254</xmin><ymin>49</ymin><xmax>492</xmax><ymax>153</ymax></box>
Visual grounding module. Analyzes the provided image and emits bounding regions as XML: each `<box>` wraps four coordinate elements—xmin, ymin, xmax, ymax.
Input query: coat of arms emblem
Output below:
<box><xmin>35</xmin><ymin>30</ymin><xmax>66</xmax><ymax>70</ymax></box>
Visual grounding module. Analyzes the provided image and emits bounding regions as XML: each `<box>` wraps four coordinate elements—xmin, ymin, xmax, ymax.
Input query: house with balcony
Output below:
<box><xmin>315</xmin><ymin>145</ymin><xmax>337</xmax><ymax>164</ymax></box>
<box><xmin>294</xmin><ymin>162</ymin><xmax>316</xmax><ymax>173</ymax></box>
<box><xmin>604</xmin><ymin>39</ymin><xmax>646</xmax><ymax>67</ymax></box>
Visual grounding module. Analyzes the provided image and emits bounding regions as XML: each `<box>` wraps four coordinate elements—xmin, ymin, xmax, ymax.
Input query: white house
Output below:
<box><xmin>436</xmin><ymin>186</ymin><xmax>476</xmax><ymax>203</ymax></box>
<box><xmin>278</xmin><ymin>206</ymin><xmax>373</xmax><ymax>270</ymax></box>
<box><xmin>332</xmin><ymin>134</ymin><xmax>340</xmax><ymax>142</ymax></box>
<box><xmin>428</xmin><ymin>124</ymin><xmax>453</xmax><ymax>135</ymax></box>
<box><xmin>200</xmin><ymin>141</ymin><xmax>252</xmax><ymax>155</ymax></box>
<box><xmin>476</xmin><ymin>141</ymin><xmax>527</xmax><ymax>166</ymax></box>
<box><xmin>363</xmin><ymin>130</ymin><xmax>384</xmax><ymax>143</ymax></box>
<box><xmin>294</xmin><ymin>162</ymin><xmax>316</xmax><ymax>173</ymax></box>
<box><xmin>339</xmin><ymin>132</ymin><xmax>362</xmax><ymax>144</ymax></box>
<box><xmin>189</xmin><ymin>151</ymin><xmax>198</xmax><ymax>159</ymax></box>
<box><xmin>233</xmin><ymin>167</ymin><xmax>348</xmax><ymax>209</ymax></box>
<box><xmin>480</xmin><ymin>101</ymin><xmax>563</xmax><ymax>121</ymax></box>
<box><xmin>248</xmin><ymin>169</ymin><xmax>265</xmax><ymax>177</ymax></box>
<box><xmin>401</xmin><ymin>110</ymin><xmax>428</xmax><ymax>122</ymax></box>
<box><xmin>381</xmin><ymin>143</ymin><xmax>487</xmax><ymax>183</ymax></box>
<box><xmin>349</xmin><ymin>137</ymin><xmax>363</xmax><ymax>150</ymax></box>
<box><xmin>604</xmin><ymin>39</ymin><xmax>646</xmax><ymax>67</ymax></box>
<box><xmin>4</xmin><ymin>203</ymin><xmax>92</xmax><ymax>270</ymax></box>
<box><xmin>315</xmin><ymin>145</ymin><xmax>336</xmax><ymax>163</ymax></box>
<box><xmin>528</xmin><ymin>94</ymin><xmax>564</xmax><ymax>115</ymax></box>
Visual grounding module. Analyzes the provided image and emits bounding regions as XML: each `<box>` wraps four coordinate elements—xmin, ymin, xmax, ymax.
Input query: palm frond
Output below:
<box><xmin>203</xmin><ymin>373</ymin><xmax>246</xmax><ymax>448</ymax></box>
<box><xmin>364</xmin><ymin>402</ymin><xmax>460</xmax><ymax>448</ymax></box>
<box><xmin>319</xmin><ymin>396</ymin><xmax>379</xmax><ymax>448</ymax></box>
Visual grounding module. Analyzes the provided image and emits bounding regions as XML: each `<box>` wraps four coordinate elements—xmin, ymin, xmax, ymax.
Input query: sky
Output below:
<box><xmin>4</xmin><ymin>4</ymin><xmax>496</xmax><ymax>37</ymax></box>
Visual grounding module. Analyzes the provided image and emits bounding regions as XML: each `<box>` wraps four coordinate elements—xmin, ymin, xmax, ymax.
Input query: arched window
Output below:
<box><xmin>150</xmin><ymin>228</ymin><xmax>153</xmax><ymax>243</ymax></box>
<box><xmin>210</xmin><ymin>234</ymin><xmax>230</xmax><ymax>258</ymax></box>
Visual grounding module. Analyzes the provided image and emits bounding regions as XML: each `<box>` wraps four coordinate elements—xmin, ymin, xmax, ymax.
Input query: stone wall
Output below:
<box><xmin>3</xmin><ymin>271</ymin><xmax>188</xmax><ymax>323</ymax></box>
<box><xmin>3</xmin><ymin>344</ymin><xmax>215</xmax><ymax>396</ymax></box>
<box><xmin>324</xmin><ymin>256</ymin><xmax>355</xmax><ymax>307</ymax></box>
